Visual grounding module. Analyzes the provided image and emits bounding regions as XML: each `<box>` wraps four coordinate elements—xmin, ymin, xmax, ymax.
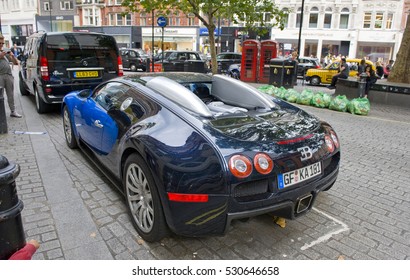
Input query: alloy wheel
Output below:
<box><xmin>125</xmin><ymin>163</ymin><xmax>154</xmax><ymax>233</ymax></box>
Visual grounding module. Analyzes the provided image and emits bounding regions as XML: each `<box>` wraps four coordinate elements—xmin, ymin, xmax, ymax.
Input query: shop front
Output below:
<box><xmin>141</xmin><ymin>27</ymin><xmax>198</xmax><ymax>55</ymax></box>
<box><xmin>36</xmin><ymin>15</ymin><xmax>74</xmax><ymax>33</ymax></box>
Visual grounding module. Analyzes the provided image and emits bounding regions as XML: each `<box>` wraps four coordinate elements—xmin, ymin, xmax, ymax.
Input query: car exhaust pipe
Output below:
<box><xmin>296</xmin><ymin>194</ymin><xmax>313</xmax><ymax>214</ymax></box>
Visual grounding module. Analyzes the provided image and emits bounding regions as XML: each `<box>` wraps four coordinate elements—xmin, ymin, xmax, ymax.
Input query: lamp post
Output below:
<box><xmin>297</xmin><ymin>0</ymin><xmax>305</xmax><ymax>58</ymax></box>
<box><xmin>0</xmin><ymin>13</ymin><xmax>2</xmax><ymax>34</ymax></box>
<box><xmin>151</xmin><ymin>10</ymin><xmax>154</xmax><ymax>72</ymax></box>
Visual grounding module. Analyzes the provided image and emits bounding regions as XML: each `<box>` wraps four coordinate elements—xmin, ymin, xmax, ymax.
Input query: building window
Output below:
<box><xmin>140</xmin><ymin>13</ymin><xmax>147</xmax><ymax>26</ymax></box>
<box><xmin>125</xmin><ymin>14</ymin><xmax>132</xmax><ymax>25</ymax></box>
<box><xmin>363</xmin><ymin>12</ymin><xmax>372</xmax><ymax>29</ymax></box>
<box><xmin>386</xmin><ymin>13</ymin><xmax>393</xmax><ymax>29</ymax></box>
<box><xmin>282</xmin><ymin>8</ymin><xmax>289</xmax><ymax>28</ymax></box>
<box><xmin>44</xmin><ymin>1</ymin><xmax>51</xmax><ymax>11</ymax></box>
<box><xmin>116</xmin><ymin>14</ymin><xmax>122</xmax><ymax>25</ymax></box>
<box><xmin>324</xmin><ymin>8</ymin><xmax>332</xmax><ymax>29</ymax></box>
<box><xmin>265</xmin><ymin>12</ymin><xmax>271</xmax><ymax>23</ymax></box>
<box><xmin>296</xmin><ymin>7</ymin><xmax>302</xmax><ymax>28</ymax></box>
<box><xmin>374</xmin><ymin>12</ymin><xmax>383</xmax><ymax>29</ymax></box>
<box><xmin>339</xmin><ymin>8</ymin><xmax>349</xmax><ymax>29</ymax></box>
<box><xmin>188</xmin><ymin>13</ymin><xmax>195</xmax><ymax>26</ymax></box>
<box><xmin>83</xmin><ymin>7</ymin><xmax>100</xmax><ymax>25</ymax></box>
<box><xmin>60</xmin><ymin>1</ymin><xmax>73</xmax><ymax>10</ymax></box>
<box><xmin>308</xmin><ymin>7</ymin><xmax>319</xmax><ymax>28</ymax></box>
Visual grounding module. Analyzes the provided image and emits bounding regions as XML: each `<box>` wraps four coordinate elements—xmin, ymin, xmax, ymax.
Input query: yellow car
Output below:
<box><xmin>305</xmin><ymin>58</ymin><xmax>375</xmax><ymax>86</ymax></box>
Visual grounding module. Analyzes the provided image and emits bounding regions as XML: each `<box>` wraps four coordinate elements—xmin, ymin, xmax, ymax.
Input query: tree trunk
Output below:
<box><xmin>207</xmin><ymin>24</ymin><xmax>218</xmax><ymax>74</ymax></box>
<box><xmin>388</xmin><ymin>14</ymin><xmax>410</xmax><ymax>84</ymax></box>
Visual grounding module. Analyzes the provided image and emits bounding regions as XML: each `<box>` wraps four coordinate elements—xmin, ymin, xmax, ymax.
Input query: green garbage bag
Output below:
<box><xmin>348</xmin><ymin>98</ymin><xmax>370</xmax><ymax>115</ymax></box>
<box><xmin>276</xmin><ymin>86</ymin><xmax>288</xmax><ymax>99</ymax></box>
<box><xmin>297</xmin><ymin>89</ymin><xmax>314</xmax><ymax>105</ymax></box>
<box><xmin>329</xmin><ymin>95</ymin><xmax>350</xmax><ymax>112</ymax></box>
<box><xmin>257</xmin><ymin>85</ymin><xmax>276</xmax><ymax>95</ymax></box>
<box><xmin>285</xmin><ymin>89</ymin><xmax>300</xmax><ymax>103</ymax></box>
<box><xmin>311</xmin><ymin>92</ymin><xmax>332</xmax><ymax>108</ymax></box>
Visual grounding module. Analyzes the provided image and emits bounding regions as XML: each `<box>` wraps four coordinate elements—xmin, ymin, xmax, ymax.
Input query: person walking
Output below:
<box><xmin>0</xmin><ymin>35</ymin><xmax>22</xmax><ymax>118</ymax></box>
<box><xmin>327</xmin><ymin>57</ymin><xmax>350</xmax><ymax>90</ymax></box>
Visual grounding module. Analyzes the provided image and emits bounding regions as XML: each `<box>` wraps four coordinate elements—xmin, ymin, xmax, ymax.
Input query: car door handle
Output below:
<box><xmin>94</xmin><ymin>120</ymin><xmax>104</xmax><ymax>128</ymax></box>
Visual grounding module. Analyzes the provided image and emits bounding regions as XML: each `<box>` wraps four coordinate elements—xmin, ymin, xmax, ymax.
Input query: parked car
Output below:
<box><xmin>157</xmin><ymin>50</ymin><xmax>207</xmax><ymax>73</ymax></box>
<box><xmin>62</xmin><ymin>72</ymin><xmax>341</xmax><ymax>242</ymax></box>
<box><xmin>120</xmin><ymin>48</ymin><xmax>148</xmax><ymax>72</ymax></box>
<box><xmin>297</xmin><ymin>57</ymin><xmax>320</xmax><ymax>77</ymax></box>
<box><xmin>153</xmin><ymin>50</ymin><xmax>173</xmax><ymax>62</ymax></box>
<box><xmin>215</xmin><ymin>52</ymin><xmax>242</xmax><ymax>74</ymax></box>
<box><xmin>305</xmin><ymin>58</ymin><xmax>375</xmax><ymax>86</ymax></box>
<box><xmin>19</xmin><ymin>31</ymin><xmax>123</xmax><ymax>113</ymax></box>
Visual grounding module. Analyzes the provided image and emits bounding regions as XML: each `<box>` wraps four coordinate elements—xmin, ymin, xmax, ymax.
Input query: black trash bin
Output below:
<box><xmin>0</xmin><ymin>155</ymin><xmax>25</xmax><ymax>260</ymax></box>
<box><xmin>269</xmin><ymin>58</ymin><xmax>297</xmax><ymax>88</ymax></box>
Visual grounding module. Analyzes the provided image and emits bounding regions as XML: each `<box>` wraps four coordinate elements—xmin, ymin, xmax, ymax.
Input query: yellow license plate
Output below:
<box><xmin>74</xmin><ymin>71</ymin><xmax>99</xmax><ymax>78</ymax></box>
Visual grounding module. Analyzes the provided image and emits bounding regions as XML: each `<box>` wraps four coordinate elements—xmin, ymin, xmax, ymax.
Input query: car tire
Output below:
<box><xmin>123</xmin><ymin>154</ymin><xmax>168</xmax><ymax>242</ymax></box>
<box><xmin>310</xmin><ymin>76</ymin><xmax>321</xmax><ymax>86</ymax></box>
<box><xmin>34</xmin><ymin>86</ymin><xmax>49</xmax><ymax>114</ymax></box>
<box><xmin>19</xmin><ymin>74</ymin><xmax>30</xmax><ymax>96</ymax></box>
<box><xmin>63</xmin><ymin>105</ymin><xmax>78</xmax><ymax>149</ymax></box>
<box><xmin>130</xmin><ymin>64</ymin><xmax>137</xmax><ymax>72</ymax></box>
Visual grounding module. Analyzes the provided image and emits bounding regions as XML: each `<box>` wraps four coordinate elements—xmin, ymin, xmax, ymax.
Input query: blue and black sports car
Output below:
<box><xmin>62</xmin><ymin>72</ymin><xmax>340</xmax><ymax>242</ymax></box>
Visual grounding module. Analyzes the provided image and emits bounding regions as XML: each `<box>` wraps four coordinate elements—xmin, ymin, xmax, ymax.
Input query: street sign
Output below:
<box><xmin>157</xmin><ymin>16</ymin><xmax>167</xmax><ymax>27</ymax></box>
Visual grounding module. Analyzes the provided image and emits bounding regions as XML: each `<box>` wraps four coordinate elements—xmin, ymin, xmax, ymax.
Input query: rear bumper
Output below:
<box><xmin>41</xmin><ymin>81</ymin><xmax>101</xmax><ymax>104</ymax></box>
<box><xmin>224</xmin><ymin>165</ymin><xmax>339</xmax><ymax>232</ymax></box>
<box><xmin>167</xmin><ymin>162</ymin><xmax>339</xmax><ymax>237</ymax></box>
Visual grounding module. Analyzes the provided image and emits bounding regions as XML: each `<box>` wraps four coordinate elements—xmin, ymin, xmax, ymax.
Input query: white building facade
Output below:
<box><xmin>0</xmin><ymin>0</ymin><xmax>38</xmax><ymax>47</ymax></box>
<box><xmin>271</xmin><ymin>0</ymin><xmax>408</xmax><ymax>63</ymax></box>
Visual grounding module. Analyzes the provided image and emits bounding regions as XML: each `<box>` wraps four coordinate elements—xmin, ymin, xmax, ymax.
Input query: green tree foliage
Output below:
<box><xmin>121</xmin><ymin>0</ymin><xmax>288</xmax><ymax>73</ymax></box>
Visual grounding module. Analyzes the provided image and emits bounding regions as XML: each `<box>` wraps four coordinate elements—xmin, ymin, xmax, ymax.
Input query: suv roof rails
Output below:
<box><xmin>34</xmin><ymin>30</ymin><xmax>47</xmax><ymax>33</ymax></box>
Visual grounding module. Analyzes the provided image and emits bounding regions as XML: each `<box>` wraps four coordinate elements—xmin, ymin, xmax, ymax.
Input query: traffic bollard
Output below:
<box><xmin>0</xmin><ymin>155</ymin><xmax>26</xmax><ymax>260</ymax></box>
<box><xmin>0</xmin><ymin>87</ymin><xmax>8</xmax><ymax>134</ymax></box>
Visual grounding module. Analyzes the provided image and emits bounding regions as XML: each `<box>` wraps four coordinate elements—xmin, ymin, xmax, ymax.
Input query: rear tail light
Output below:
<box><xmin>117</xmin><ymin>56</ymin><xmax>123</xmax><ymax>76</ymax></box>
<box><xmin>229</xmin><ymin>153</ymin><xmax>275</xmax><ymax>178</ymax></box>
<box><xmin>254</xmin><ymin>153</ymin><xmax>274</xmax><ymax>175</ymax></box>
<box><xmin>40</xmin><ymin>56</ymin><xmax>49</xmax><ymax>81</ymax></box>
<box><xmin>330</xmin><ymin>131</ymin><xmax>339</xmax><ymax>148</ymax></box>
<box><xmin>316</xmin><ymin>65</ymin><xmax>320</xmax><ymax>68</ymax></box>
<box><xmin>229</xmin><ymin>155</ymin><xmax>252</xmax><ymax>178</ymax></box>
<box><xmin>325</xmin><ymin>135</ymin><xmax>334</xmax><ymax>153</ymax></box>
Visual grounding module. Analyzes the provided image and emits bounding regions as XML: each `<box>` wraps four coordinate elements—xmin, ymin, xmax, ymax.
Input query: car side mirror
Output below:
<box><xmin>78</xmin><ymin>89</ymin><xmax>92</xmax><ymax>98</ymax></box>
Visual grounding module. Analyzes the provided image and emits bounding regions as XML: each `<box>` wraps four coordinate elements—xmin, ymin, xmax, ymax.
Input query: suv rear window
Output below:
<box><xmin>46</xmin><ymin>33</ymin><xmax>118</xmax><ymax>71</ymax></box>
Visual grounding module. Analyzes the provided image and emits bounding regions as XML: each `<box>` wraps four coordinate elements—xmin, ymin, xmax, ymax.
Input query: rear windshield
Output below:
<box><xmin>46</xmin><ymin>33</ymin><xmax>118</xmax><ymax>69</ymax></box>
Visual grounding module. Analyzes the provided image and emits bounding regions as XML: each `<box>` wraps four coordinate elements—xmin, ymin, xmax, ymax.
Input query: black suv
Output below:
<box><xmin>120</xmin><ymin>48</ymin><xmax>148</xmax><ymax>72</ymax></box>
<box><xmin>158</xmin><ymin>50</ymin><xmax>207</xmax><ymax>73</ymax></box>
<box><xmin>297</xmin><ymin>57</ymin><xmax>320</xmax><ymax>77</ymax></box>
<box><xmin>19</xmin><ymin>31</ymin><xmax>123</xmax><ymax>113</ymax></box>
<box><xmin>216</xmin><ymin>52</ymin><xmax>242</xmax><ymax>74</ymax></box>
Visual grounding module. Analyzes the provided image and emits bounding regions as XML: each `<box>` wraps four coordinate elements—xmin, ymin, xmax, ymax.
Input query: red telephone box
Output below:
<box><xmin>259</xmin><ymin>40</ymin><xmax>278</xmax><ymax>83</ymax></box>
<box><xmin>240</xmin><ymin>40</ymin><xmax>260</xmax><ymax>83</ymax></box>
